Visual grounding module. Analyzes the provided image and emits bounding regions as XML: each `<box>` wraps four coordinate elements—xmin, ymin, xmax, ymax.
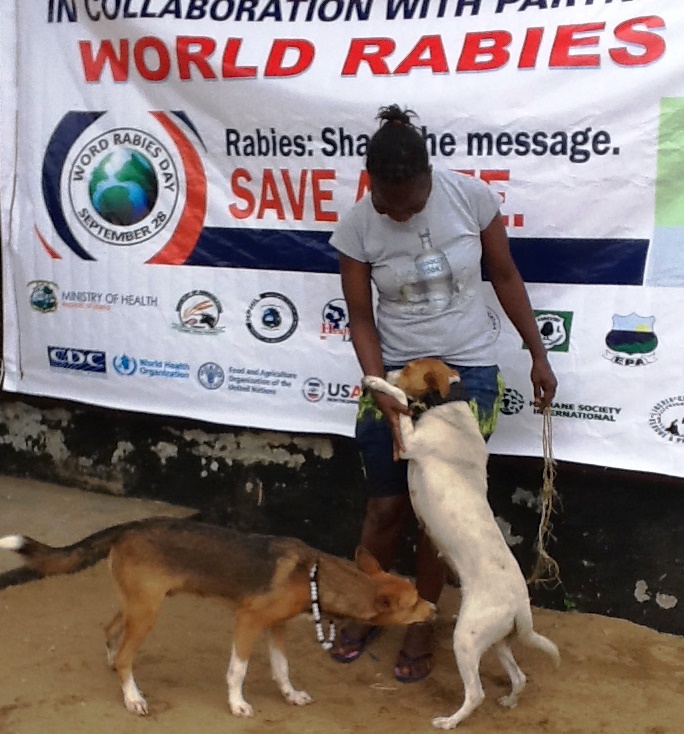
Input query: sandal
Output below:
<box><xmin>329</xmin><ymin>625</ymin><xmax>380</xmax><ymax>664</ymax></box>
<box><xmin>394</xmin><ymin>621</ymin><xmax>435</xmax><ymax>683</ymax></box>
<box><xmin>394</xmin><ymin>649</ymin><xmax>435</xmax><ymax>683</ymax></box>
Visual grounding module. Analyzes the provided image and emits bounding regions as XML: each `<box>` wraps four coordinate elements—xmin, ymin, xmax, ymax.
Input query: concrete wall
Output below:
<box><xmin>1</xmin><ymin>392</ymin><xmax>682</xmax><ymax>635</ymax></box>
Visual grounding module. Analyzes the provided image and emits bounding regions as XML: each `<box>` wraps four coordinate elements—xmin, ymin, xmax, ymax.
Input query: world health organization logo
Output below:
<box><xmin>39</xmin><ymin>111</ymin><xmax>207</xmax><ymax>264</ymax></box>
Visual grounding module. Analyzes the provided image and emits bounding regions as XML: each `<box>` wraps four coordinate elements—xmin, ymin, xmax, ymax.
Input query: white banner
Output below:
<box><xmin>1</xmin><ymin>0</ymin><xmax>683</xmax><ymax>478</ymax></box>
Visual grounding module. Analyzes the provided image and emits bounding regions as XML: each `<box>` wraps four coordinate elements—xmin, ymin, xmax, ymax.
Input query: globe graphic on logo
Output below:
<box><xmin>89</xmin><ymin>148</ymin><xmax>158</xmax><ymax>226</ymax></box>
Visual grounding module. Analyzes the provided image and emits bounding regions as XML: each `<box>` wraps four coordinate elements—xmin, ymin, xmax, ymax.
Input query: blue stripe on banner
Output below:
<box><xmin>183</xmin><ymin>227</ymin><xmax>648</xmax><ymax>285</ymax></box>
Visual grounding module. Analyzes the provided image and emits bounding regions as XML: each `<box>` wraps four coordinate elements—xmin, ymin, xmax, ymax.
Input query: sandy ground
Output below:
<box><xmin>0</xmin><ymin>477</ymin><xmax>682</xmax><ymax>733</ymax></box>
<box><xmin>1</xmin><ymin>570</ymin><xmax>683</xmax><ymax>734</ymax></box>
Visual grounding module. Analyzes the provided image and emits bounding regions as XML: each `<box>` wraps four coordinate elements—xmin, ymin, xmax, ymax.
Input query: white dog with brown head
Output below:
<box><xmin>364</xmin><ymin>358</ymin><xmax>559</xmax><ymax>730</ymax></box>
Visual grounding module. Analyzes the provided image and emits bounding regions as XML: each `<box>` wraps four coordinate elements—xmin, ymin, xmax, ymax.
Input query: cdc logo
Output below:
<box><xmin>48</xmin><ymin>346</ymin><xmax>107</xmax><ymax>374</ymax></box>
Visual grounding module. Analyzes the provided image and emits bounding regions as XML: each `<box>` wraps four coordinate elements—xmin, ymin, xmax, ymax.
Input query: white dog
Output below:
<box><xmin>364</xmin><ymin>358</ymin><xmax>560</xmax><ymax>730</ymax></box>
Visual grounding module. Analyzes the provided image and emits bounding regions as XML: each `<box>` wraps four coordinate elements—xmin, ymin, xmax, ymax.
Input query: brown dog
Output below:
<box><xmin>0</xmin><ymin>517</ymin><xmax>434</xmax><ymax>717</ymax></box>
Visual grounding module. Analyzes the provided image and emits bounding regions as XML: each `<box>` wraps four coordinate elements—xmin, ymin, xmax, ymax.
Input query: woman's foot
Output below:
<box><xmin>329</xmin><ymin>623</ymin><xmax>380</xmax><ymax>663</ymax></box>
<box><xmin>394</xmin><ymin>621</ymin><xmax>435</xmax><ymax>683</ymax></box>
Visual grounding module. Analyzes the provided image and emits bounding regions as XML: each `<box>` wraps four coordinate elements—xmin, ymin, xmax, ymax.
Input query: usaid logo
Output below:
<box><xmin>48</xmin><ymin>346</ymin><xmax>107</xmax><ymax>373</ymax></box>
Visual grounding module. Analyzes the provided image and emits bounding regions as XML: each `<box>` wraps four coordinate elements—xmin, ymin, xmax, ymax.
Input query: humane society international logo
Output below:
<box><xmin>38</xmin><ymin>111</ymin><xmax>207</xmax><ymax>264</ymax></box>
<box><xmin>604</xmin><ymin>313</ymin><xmax>658</xmax><ymax>366</ymax></box>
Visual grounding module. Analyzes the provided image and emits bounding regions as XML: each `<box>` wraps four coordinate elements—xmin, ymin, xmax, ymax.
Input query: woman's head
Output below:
<box><xmin>366</xmin><ymin>104</ymin><xmax>431</xmax><ymax>222</ymax></box>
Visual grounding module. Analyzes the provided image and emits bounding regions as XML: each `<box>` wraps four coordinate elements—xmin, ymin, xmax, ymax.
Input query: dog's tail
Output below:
<box><xmin>0</xmin><ymin>521</ymin><xmax>145</xmax><ymax>577</ymax></box>
<box><xmin>514</xmin><ymin>607</ymin><xmax>561</xmax><ymax>667</ymax></box>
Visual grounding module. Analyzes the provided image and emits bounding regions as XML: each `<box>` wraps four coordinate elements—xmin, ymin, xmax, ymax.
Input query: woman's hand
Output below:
<box><xmin>531</xmin><ymin>354</ymin><xmax>558</xmax><ymax>412</ymax></box>
<box><xmin>370</xmin><ymin>389</ymin><xmax>412</xmax><ymax>461</ymax></box>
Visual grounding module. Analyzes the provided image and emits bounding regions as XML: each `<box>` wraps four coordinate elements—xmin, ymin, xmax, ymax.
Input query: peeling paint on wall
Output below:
<box><xmin>0</xmin><ymin>403</ymin><xmax>70</xmax><ymax>464</ymax></box>
<box><xmin>178</xmin><ymin>427</ymin><xmax>333</xmax><ymax>468</ymax></box>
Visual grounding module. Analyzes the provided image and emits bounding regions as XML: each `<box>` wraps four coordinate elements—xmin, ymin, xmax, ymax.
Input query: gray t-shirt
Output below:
<box><xmin>330</xmin><ymin>168</ymin><xmax>501</xmax><ymax>366</ymax></box>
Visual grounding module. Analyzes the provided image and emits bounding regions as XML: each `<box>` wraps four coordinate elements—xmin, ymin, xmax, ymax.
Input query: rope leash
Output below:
<box><xmin>527</xmin><ymin>407</ymin><xmax>561</xmax><ymax>586</ymax></box>
<box><xmin>309</xmin><ymin>563</ymin><xmax>336</xmax><ymax>650</ymax></box>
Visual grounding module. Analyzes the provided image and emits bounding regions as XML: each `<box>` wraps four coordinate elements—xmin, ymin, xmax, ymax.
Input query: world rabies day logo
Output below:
<box><xmin>39</xmin><ymin>110</ymin><xmax>207</xmax><ymax>264</ymax></box>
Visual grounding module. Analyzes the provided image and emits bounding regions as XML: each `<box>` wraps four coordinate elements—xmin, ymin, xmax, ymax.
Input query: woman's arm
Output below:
<box><xmin>481</xmin><ymin>213</ymin><xmax>558</xmax><ymax>411</ymax></box>
<box><xmin>339</xmin><ymin>253</ymin><xmax>410</xmax><ymax>457</ymax></box>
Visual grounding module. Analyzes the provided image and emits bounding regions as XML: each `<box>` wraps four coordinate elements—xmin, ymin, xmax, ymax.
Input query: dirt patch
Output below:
<box><xmin>0</xmin><ymin>568</ymin><xmax>682</xmax><ymax>734</ymax></box>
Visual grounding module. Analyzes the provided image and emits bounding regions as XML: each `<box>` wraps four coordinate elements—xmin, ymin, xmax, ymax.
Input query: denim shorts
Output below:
<box><xmin>355</xmin><ymin>364</ymin><xmax>505</xmax><ymax>498</ymax></box>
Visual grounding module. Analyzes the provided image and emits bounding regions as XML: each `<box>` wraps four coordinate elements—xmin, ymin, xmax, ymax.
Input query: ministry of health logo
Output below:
<box><xmin>38</xmin><ymin>110</ymin><xmax>207</xmax><ymax>264</ymax></box>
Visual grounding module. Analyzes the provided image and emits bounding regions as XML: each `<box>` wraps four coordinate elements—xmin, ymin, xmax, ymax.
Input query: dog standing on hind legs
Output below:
<box><xmin>0</xmin><ymin>517</ymin><xmax>434</xmax><ymax>717</ymax></box>
<box><xmin>364</xmin><ymin>358</ymin><xmax>560</xmax><ymax>730</ymax></box>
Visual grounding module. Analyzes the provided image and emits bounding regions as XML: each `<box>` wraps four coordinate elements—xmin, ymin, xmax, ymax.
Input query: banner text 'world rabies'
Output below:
<box><xmin>76</xmin><ymin>17</ymin><xmax>665</xmax><ymax>81</ymax></box>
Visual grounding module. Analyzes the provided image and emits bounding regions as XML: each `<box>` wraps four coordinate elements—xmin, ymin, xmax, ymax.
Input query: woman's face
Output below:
<box><xmin>370</xmin><ymin>170</ymin><xmax>432</xmax><ymax>223</ymax></box>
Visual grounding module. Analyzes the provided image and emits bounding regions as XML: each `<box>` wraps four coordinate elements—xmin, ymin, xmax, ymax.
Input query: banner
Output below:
<box><xmin>1</xmin><ymin>0</ymin><xmax>683</xmax><ymax>478</ymax></box>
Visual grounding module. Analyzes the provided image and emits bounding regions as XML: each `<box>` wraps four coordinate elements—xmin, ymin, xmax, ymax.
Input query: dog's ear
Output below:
<box><xmin>355</xmin><ymin>546</ymin><xmax>382</xmax><ymax>575</ymax></box>
<box><xmin>425</xmin><ymin>368</ymin><xmax>451</xmax><ymax>398</ymax></box>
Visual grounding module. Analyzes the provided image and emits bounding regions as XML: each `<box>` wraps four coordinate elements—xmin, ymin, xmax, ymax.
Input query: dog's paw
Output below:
<box><xmin>122</xmin><ymin>676</ymin><xmax>148</xmax><ymax>715</ymax></box>
<box><xmin>432</xmin><ymin>715</ymin><xmax>459</xmax><ymax>730</ymax></box>
<box><xmin>285</xmin><ymin>689</ymin><xmax>313</xmax><ymax>706</ymax></box>
<box><xmin>229</xmin><ymin>699</ymin><xmax>254</xmax><ymax>717</ymax></box>
<box><xmin>498</xmin><ymin>693</ymin><xmax>519</xmax><ymax>708</ymax></box>
<box><xmin>124</xmin><ymin>694</ymin><xmax>149</xmax><ymax>716</ymax></box>
<box><xmin>362</xmin><ymin>375</ymin><xmax>384</xmax><ymax>392</ymax></box>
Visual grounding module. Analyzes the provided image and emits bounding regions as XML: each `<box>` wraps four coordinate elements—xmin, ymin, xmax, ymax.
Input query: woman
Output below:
<box><xmin>328</xmin><ymin>104</ymin><xmax>557</xmax><ymax>683</ymax></box>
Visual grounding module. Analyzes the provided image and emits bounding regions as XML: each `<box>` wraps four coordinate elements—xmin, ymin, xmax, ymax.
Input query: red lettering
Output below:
<box><xmin>342</xmin><ymin>38</ymin><xmax>395</xmax><ymax>76</ymax></box>
<box><xmin>610</xmin><ymin>16</ymin><xmax>666</xmax><ymax>67</ymax></box>
<box><xmin>231</xmin><ymin>170</ymin><xmax>337</xmax><ymax>222</ymax></box>
<box><xmin>518</xmin><ymin>27</ymin><xmax>543</xmax><ymax>70</ymax></box>
<box><xmin>134</xmin><ymin>36</ymin><xmax>170</xmax><ymax>82</ymax></box>
<box><xmin>356</xmin><ymin>171</ymin><xmax>370</xmax><ymax>202</ymax></box>
<box><xmin>311</xmin><ymin>170</ymin><xmax>337</xmax><ymax>223</ymax></box>
<box><xmin>281</xmin><ymin>170</ymin><xmax>306</xmax><ymax>220</ymax></box>
<box><xmin>79</xmin><ymin>40</ymin><xmax>129</xmax><ymax>82</ymax></box>
<box><xmin>222</xmin><ymin>38</ymin><xmax>257</xmax><ymax>79</ymax></box>
<box><xmin>265</xmin><ymin>39</ymin><xmax>315</xmax><ymax>77</ymax></box>
<box><xmin>394</xmin><ymin>35</ymin><xmax>448</xmax><ymax>75</ymax></box>
<box><xmin>257</xmin><ymin>170</ymin><xmax>286</xmax><ymax>219</ymax></box>
<box><xmin>229</xmin><ymin>169</ymin><xmax>255</xmax><ymax>220</ymax></box>
<box><xmin>550</xmin><ymin>23</ymin><xmax>604</xmax><ymax>68</ymax></box>
<box><xmin>457</xmin><ymin>31</ymin><xmax>512</xmax><ymax>72</ymax></box>
<box><xmin>177</xmin><ymin>36</ymin><xmax>216</xmax><ymax>80</ymax></box>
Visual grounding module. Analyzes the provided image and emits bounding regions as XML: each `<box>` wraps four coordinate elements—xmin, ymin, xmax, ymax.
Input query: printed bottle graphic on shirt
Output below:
<box><xmin>414</xmin><ymin>229</ymin><xmax>454</xmax><ymax>313</ymax></box>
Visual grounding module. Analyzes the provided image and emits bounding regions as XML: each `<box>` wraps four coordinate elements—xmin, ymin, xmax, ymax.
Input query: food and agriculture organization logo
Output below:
<box><xmin>39</xmin><ymin>110</ymin><xmax>207</xmax><ymax>264</ymax></box>
<box><xmin>198</xmin><ymin>362</ymin><xmax>225</xmax><ymax>390</ymax></box>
